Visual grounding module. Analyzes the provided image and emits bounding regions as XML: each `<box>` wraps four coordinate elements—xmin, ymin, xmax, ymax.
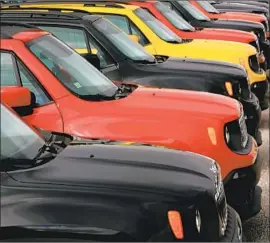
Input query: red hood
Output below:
<box><xmin>195</xmin><ymin>28</ymin><xmax>256</xmax><ymax>43</ymax></box>
<box><xmin>57</xmin><ymin>87</ymin><xmax>240</xmax><ymax>150</ymax></box>
<box><xmin>219</xmin><ymin>12</ymin><xmax>266</xmax><ymax>23</ymax></box>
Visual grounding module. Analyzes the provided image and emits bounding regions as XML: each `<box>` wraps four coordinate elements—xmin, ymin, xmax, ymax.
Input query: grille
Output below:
<box><xmin>249</xmin><ymin>54</ymin><xmax>260</xmax><ymax>73</ymax></box>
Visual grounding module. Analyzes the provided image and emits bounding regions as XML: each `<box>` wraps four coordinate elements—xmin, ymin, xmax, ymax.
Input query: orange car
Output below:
<box><xmin>0</xmin><ymin>23</ymin><xmax>261</xmax><ymax>217</ymax></box>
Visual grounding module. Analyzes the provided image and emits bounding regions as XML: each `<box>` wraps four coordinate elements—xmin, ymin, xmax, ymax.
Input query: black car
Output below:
<box><xmin>0</xmin><ymin>11</ymin><xmax>264</xmax><ymax>145</ymax></box>
<box><xmin>161</xmin><ymin>0</ymin><xmax>270</xmax><ymax>69</ymax></box>
<box><xmin>211</xmin><ymin>0</ymin><xmax>269</xmax><ymax>19</ymax></box>
<box><xmin>0</xmin><ymin>103</ymin><xmax>243</xmax><ymax>242</ymax></box>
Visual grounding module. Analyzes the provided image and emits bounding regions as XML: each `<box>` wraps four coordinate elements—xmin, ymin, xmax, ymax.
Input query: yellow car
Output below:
<box><xmin>3</xmin><ymin>2</ymin><xmax>268</xmax><ymax>108</ymax></box>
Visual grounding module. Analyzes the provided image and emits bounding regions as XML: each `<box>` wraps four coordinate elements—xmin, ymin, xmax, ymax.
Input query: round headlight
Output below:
<box><xmin>225</xmin><ymin>127</ymin><xmax>230</xmax><ymax>144</ymax></box>
<box><xmin>195</xmin><ymin>210</ymin><xmax>201</xmax><ymax>233</ymax></box>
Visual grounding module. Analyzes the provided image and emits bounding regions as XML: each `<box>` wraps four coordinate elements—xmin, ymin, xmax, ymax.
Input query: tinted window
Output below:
<box><xmin>177</xmin><ymin>1</ymin><xmax>211</xmax><ymax>21</ymax></box>
<box><xmin>155</xmin><ymin>2</ymin><xmax>195</xmax><ymax>31</ymax></box>
<box><xmin>104</xmin><ymin>14</ymin><xmax>150</xmax><ymax>46</ymax></box>
<box><xmin>27</xmin><ymin>35</ymin><xmax>117</xmax><ymax>98</ymax></box>
<box><xmin>37</xmin><ymin>25</ymin><xmax>115</xmax><ymax>69</ymax></box>
<box><xmin>197</xmin><ymin>1</ymin><xmax>220</xmax><ymax>14</ymax></box>
<box><xmin>93</xmin><ymin>18</ymin><xmax>155</xmax><ymax>62</ymax></box>
<box><xmin>134</xmin><ymin>8</ymin><xmax>182</xmax><ymax>43</ymax></box>
<box><xmin>0</xmin><ymin>52</ymin><xmax>18</xmax><ymax>86</ymax></box>
<box><xmin>17</xmin><ymin>61</ymin><xmax>51</xmax><ymax>106</ymax></box>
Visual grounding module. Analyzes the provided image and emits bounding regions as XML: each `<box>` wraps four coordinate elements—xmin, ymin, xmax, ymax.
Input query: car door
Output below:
<box><xmin>36</xmin><ymin>25</ymin><xmax>121</xmax><ymax>81</ymax></box>
<box><xmin>0</xmin><ymin>51</ymin><xmax>64</xmax><ymax>132</ymax></box>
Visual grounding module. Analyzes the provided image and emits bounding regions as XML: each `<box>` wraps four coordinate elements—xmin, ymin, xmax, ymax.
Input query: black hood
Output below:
<box><xmin>123</xmin><ymin>57</ymin><xmax>247</xmax><ymax>91</ymax></box>
<box><xmin>1</xmin><ymin>143</ymin><xmax>217</xmax><ymax>235</ymax></box>
<box><xmin>213</xmin><ymin>3</ymin><xmax>269</xmax><ymax>16</ymax></box>
<box><xmin>198</xmin><ymin>19</ymin><xmax>264</xmax><ymax>32</ymax></box>
<box><xmin>213</xmin><ymin>2</ymin><xmax>269</xmax><ymax>14</ymax></box>
<box><xmin>4</xmin><ymin>143</ymin><xmax>215</xmax><ymax>195</ymax></box>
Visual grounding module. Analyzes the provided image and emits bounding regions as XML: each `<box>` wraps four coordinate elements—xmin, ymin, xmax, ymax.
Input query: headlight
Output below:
<box><xmin>195</xmin><ymin>210</ymin><xmax>201</xmax><ymax>233</ymax></box>
<box><xmin>238</xmin><ymin>110</ymin><xmax>248</xmax><ymax>148</ymax></box>
<box><xmin>210</xmin><ymin>161</ymin><xmax>223</xmax><ymax>201</ymax></box>
<box><xmin>225</xmin><ymin>127</ymin><xmax>230</xmax><ymax>144</ymax></box>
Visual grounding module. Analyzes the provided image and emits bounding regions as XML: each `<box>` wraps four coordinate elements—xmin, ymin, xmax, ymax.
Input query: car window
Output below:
<box><xmin>155</xmin><ymin>2</ymin><xmax>195</xmax><ymax>31</ymax></box>
<box><xmin>197</xmin><ymin>1</ymin><xmax>220</xmax><ymax>14</ymax></box>
<box><xmin>38</xmin><ymin>26</ymin><xmax>88</xmax><ymax>49</ymax></box>
<box><xmin>101</xmin><ymin>14</ymin><xmax>150</xmax><ymax>46</ymax></box>
<box><xmin>0</xmin><ymin>52</ymin><xmax>18</xmax><ymax>86</ymax></box>
<box><xmin>17</xmin><ymin>61</ymin><xmax>51</xmax><ymax>106</ymax></box>
<box><xmin>134</xmin><ymin>8</ymin><xmax>182</xmax><ymax>43</ymax></box>
<box><xmin>177</xmin><ymin>1</ymin><xmax>211</xmax><ymax>21</ymax></box>
<box><xmin>87</xmin><ymin>35</ymin><xmax>115</xmax><ymax>69</ymax></box>
<box><xmin>27</xmin><ymin>35</ymin><xmax>118</xmax><ymax>98</ymax></box>
<box><xmin>38</xmin><ymin>25</ymin><xmax>115</xmax><ymax>69</ymax></box>
<box><xmin>104</xmin><ymin>14</ymin><xmax>130</xmax><ymax>34</ymax></box>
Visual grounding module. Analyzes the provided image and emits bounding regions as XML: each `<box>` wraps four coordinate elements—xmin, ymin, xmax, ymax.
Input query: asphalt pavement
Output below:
<box><xmin>243</xmin><ymin>109</ymin><xmax>269</xmax><ymax>242</ymax></box>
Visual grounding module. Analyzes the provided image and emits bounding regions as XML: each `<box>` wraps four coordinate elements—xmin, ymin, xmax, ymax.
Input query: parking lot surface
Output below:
<box><xmin>243</xmin><ymin>109</ymin><xmax>269</xmax><ymax>242</ymax></box>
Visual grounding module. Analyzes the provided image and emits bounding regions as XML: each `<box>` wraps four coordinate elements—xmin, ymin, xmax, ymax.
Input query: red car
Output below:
<box><xmin>0</xmin><ymin>24</ymin><xmax>261</xmax><ymax>217</ymax></box>
<box><xmin>130</xmin><ymin>1</ymin><xmax>266</xmax><ymax>65</ymax></box>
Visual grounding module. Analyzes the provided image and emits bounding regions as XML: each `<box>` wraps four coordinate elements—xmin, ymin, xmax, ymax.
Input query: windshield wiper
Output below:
<box><xmin>133</xmin><ymin>59</ymin><xmax>156</xmax><ymax>64</ymax></box>
<box><xmin>80</xmin><ymin>94</ymin><xmax>116</xmax><ymax>101</ymax></box>
<box><xmin>166</xmin><ymin>40</ymin><xmax>182</xmax><ymax>44</ymax></box>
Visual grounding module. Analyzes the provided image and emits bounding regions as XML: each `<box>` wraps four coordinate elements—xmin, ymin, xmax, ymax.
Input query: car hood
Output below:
<box><xmin>199</xmin><ymin>28</ymin><xmax>256</xmax><ymax>43</ymax></box>
<box><xmin>133</xmin><ymin>57</ymin><xmax>247</xmax><ymax>84</ymax></box>
<box><xmin>211</xmin><ymin>19</ymin><xmax>264</xmax><ymax>32</ymax></box>
<box><xmin>157</xmin><ymin>38</ymin><xmax>256</xmax><ymax>61</ymax></box>
<box><xmin>219</xmin><ymin>12</ymin><xmax>266</xmax><ymax>22</ymax></box>
<box><xmin>4</xmin><ymin>143</ymin><xmax>215</xmax><ymax>195</ymax></box>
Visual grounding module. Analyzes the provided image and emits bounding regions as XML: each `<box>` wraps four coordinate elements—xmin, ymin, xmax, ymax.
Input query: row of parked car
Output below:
<box><xmin>0</xmin><ymin>0</ymin><xmax>269</xmax><ymax>241</ymax></box>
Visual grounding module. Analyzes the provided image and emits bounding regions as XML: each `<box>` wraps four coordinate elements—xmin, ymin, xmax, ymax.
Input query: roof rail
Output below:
<box><xmin>0</xmin><ymin>21</ymin><xmax>40</xmax><ymax>39</ymax></box>
<box><xmin>0</xmin><ymin>9</ymin><xmax>86</xmax><ymax>20</ymax></box>
<box><xmin>1</xmin><ymin>0</ymin><xmax>127</xmax><ymax>8</ymax></box>
<box><xmin>1</xmin><ymin>5</ymin><xmax>92</xmax><ymax>15</ymax></box>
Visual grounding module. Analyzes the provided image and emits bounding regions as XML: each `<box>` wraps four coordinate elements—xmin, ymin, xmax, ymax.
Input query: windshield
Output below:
<box><xmin>177</xmin><ymin>1</ymin><xmax>211</xmax><ymax>21</ymax></box>
<box><xmin>134</xmin><ymin>8</ymin><xmax>182</xmax><ymax>43</ymax></box>
<box><xmin>0</xmin><ymin>104</ymin><xmax>45</xmax><ymax>161</ymax></box>
<box><xmin>197</xmin><ymin>1</ymin><xmax>220</xmax><ymax>14</ymax></box>
<box><xmin>27</xmin><ymin>35</ymin><xmax>118</xmax><ymax>99</ymax></box>
<box><xmin>93</xmin><ymin>18</ymin><xmax>155</xmax><ymax>62</ymax></box>
<box><xmin>155</xmin><ymin>2</ymin><xmax>195</xmax><ymax>31</ymax></box>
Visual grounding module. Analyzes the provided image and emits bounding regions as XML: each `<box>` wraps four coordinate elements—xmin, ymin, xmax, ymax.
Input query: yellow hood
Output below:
<box><xmin>156</xmin><ymin>39</ymin><xmax>256</xmax><ymax>62</ymax></box>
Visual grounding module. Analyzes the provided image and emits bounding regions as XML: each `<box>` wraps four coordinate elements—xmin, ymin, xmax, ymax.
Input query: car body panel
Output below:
<box><xmin>0</xmin><ymin>29</ymin><xmax>258</xmax><ymax>179</ymax></box>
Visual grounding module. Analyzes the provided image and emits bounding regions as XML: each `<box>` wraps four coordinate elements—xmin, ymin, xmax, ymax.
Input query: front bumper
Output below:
<box><xmin>251</xmin><ymin>79</ymin><xmax>269</xmax><ymax>110</ymax></box>
<box><xmin>241</xmin><ymin>92</ymin><xmax>262</xmax><ymax>146</ymax></box>
<box><xmin>220</xmin><ymin>206</ymin><xmax>242</xmax><ymax>242</ymax></box>
<box><xmin>223</xmin><ymin>150</ymin><xmax>262</xmax><ymax>211</ymax></box>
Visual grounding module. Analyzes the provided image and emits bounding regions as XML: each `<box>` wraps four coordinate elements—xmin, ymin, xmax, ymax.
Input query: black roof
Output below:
<box><xmin>1</xmin><ymin>0</ymin><xmax>128</xmax><ymax>8</ymax></box>
<box><xmin>0</xmin><ymin>8</ymin><xmax>103</xmax><ymax>22</ymax></box>
<box><xmin>0</xmin><ymin>23</ymin><xmax>37</xmax><ymax>38</ymax></box>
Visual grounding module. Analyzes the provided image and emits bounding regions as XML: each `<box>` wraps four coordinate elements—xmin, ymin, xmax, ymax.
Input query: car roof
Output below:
<box><xmin>0</xmin><ymin>23</ymin><xmax>37</xmax><ymax>39</ymax></box>
<box><xmin>2</xmin><ymin>0</ymin><xmax>139</xmax><ymax>10</ymax></box>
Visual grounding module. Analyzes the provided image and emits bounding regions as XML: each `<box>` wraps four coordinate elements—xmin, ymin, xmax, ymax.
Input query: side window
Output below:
<box><xmin>129</xmin><ymin>21</ymin><xmax>150</xmax><ymax>46</ymax></box>
<box><xmin>87</xmin><ymin>35</ymin><xmax>115</xmax><ymax>69</ymax></box>
<box><xmin>17</xmin><ymin>61</ymin><xmax>51</xmax><ymax>106</ymax></box>
<box><xmin>104</xmin><ymin>15</ymin><xmax>130</xmax><ymax>34</ymax></box>
<box><xmin>104</xmin><ymin>14</ymin><xmax>150</xmax><ymax>46</ymax></box>
<box><xmin>0</xmin><ymin>52</ymin><xmax>18</xmax><ymax>86</ymax></box>
<box><xmin>38</xmin><ymin>25</ymin><xmax>88</xmax><ymax>50</ymax></box>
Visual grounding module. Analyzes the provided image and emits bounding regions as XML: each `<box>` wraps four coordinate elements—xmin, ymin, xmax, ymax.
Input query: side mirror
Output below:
<box><xmin>0</xmin><ymin>86</ymin><xmax>34</xmax><ymax>116</ymax></box>
<box><xmin>82</xmin><ymin>53</ymin><xmax>101</xmax><ymax>70</ymax></box>
<box><xmin>128</xmin><ymin>34</ymin><xmax>140</xmax><ymax>43</ymax></box>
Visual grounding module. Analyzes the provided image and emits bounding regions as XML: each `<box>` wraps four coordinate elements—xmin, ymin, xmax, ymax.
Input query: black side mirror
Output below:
<box><xmin>82</xmin><ymin>53</ymin><xmax>101</xmax><ymax>70</ymax></box>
